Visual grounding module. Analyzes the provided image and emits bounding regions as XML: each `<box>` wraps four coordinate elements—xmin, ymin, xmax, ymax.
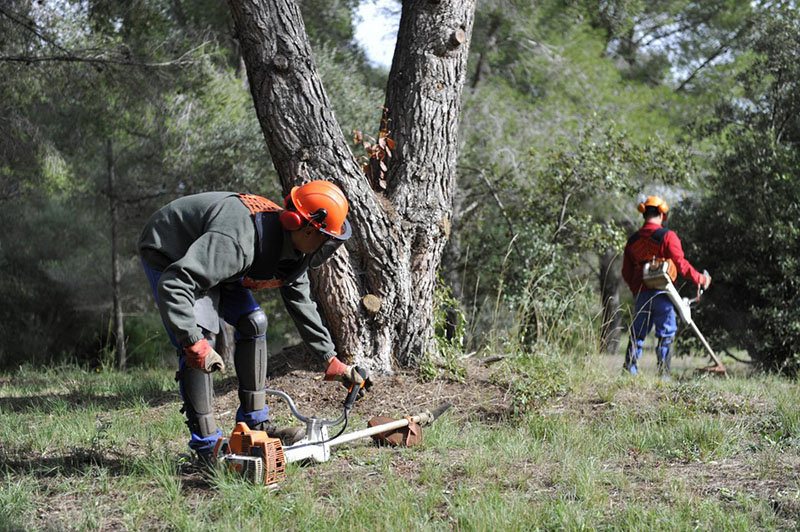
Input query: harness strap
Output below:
<box><xmin>238</xmin><ymin>193</ymin><xmax>282</xmax><ymax>215</ymax></box>
<box><xmin>236</xmin><ymin>193</ymin><xmax>309</xmax><ymax>290</ymax></box>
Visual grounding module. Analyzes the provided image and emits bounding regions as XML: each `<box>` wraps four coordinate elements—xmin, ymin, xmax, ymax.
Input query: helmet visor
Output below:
<box><xmin>318</xmin><ymin>218</ymin><xmax>352</xmax><ymax>241</ymax></box>
<box><xmin>309</xmin><ymin>237</ymin><xmax>345</xmax><ymax>269</ymax></box>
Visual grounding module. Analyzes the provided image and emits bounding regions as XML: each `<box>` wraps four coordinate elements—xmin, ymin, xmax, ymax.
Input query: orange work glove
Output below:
<box><xmin>324</xmin><ymin>356</ymin><xmax>372</xmax><ymax>393</ymax></box>
<box><xmin>183</xmin><ymin>339</ymin><xmax>226</xmax><ymax>374</ymax></box>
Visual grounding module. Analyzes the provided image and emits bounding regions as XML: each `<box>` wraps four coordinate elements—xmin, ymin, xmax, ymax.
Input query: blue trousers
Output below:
<box><xmin>141</xmin><ymin>259</ymin><xmax>270</xmax><ymax>453</ymax></box>
<box><xmin>624</xmin><ymin>290</ymin><xmax>677</xmax><ymax>373</ymax></box>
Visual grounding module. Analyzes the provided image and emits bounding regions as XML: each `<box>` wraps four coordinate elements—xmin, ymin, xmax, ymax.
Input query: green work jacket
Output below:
<box><xmin>138</xmin><ymin>192</ymin><xmax>336</xmax><ymax>361</ymax></box>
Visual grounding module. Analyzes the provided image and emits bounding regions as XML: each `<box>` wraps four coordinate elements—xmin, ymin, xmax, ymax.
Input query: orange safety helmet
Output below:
<box><xmin>637</xmin><ymin>196</ymin><xmax>669</xmax><ymax>216</ymax></box>
<box><xmin>286</xmin><ymin>180</ymin><xmax>352</xmax><ymax>241</ymax></box>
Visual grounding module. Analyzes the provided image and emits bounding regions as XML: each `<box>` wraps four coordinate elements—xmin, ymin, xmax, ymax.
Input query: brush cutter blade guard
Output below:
<box><xmin>367</xmin><ymin>416</ymin><xmax>423</xmax><ymax>446</ymax></box>
<box><xmin>697</xmin><ymin>363</ymin><xmax>727</xmax><ymax>376</ymax></box>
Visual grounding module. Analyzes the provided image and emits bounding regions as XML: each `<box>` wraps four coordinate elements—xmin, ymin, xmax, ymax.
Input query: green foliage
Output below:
<box><xmin>678</xmin><ymin>5</ymin><xmax>800</xmax><ymax>374</ymax></box>
<box><xmin>485</xmin><ymin>276</ymin><xmax>601</xmax><ymax>414</ymax></box>
<box><xmin>315</xmin><ymin>44</ymin><xmax>386</xmax><ymax>139</ymax></box>
<box><xmin>123</xmin><ymin>313</ymin><xmax>173</xmax><ymax>368</ymax></box>
<box><xmin>420</xmin><ymin>278</ymin><xmax>467</xmax><ymax>382</ymax></box>
<box><xmin>494</xmin><ymin>350</ymin><xmax>570</xmax><ymax>415</ymax></box>
<box><xmin>452</xmin><ymin>0</ymin><xmax>701</xmax><ymax>356</ymax></box>
<box><xmin>453</xmin><ymin>116</ymin><xmax>693</xmax><ymax>351</ymax></box>
<box><xmin>0</xmin><ymin>196</ymin><xmax>108</xmax><ymax>366</ymax></box>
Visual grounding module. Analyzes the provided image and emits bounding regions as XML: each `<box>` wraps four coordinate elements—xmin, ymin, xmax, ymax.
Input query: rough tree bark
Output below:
<box><xmin>599</xmin><ymin>248</ymin><xmax>623</xmax><ymax>355</ymax></box>
<box><xmin>228</xmin><ymin>0</ymin><xmax>475</xmax><ymax>373</ymax></box>
<box><xmin>107</xmin><ymin>139</ymin><xmax>127</xmax><ymax>370</ymax></box>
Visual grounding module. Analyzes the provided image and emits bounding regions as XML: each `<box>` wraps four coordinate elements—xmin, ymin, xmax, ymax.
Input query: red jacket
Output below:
<box><xmin>622</xmin><ymin>222</ymin><xmax>704</xmax><ymax>295</ymax></box>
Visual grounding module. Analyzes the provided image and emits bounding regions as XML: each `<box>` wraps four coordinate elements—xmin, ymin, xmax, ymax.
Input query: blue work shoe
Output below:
<box><xmin>628</xmin><ymin>364</ymin><xmax>638</xmax><ymax>375</ymax></box>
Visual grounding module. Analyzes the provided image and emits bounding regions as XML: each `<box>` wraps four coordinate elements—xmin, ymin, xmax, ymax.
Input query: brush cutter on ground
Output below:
<box><xmin>213</xmin><ymin>374</ymin><xmax>453</xmax><ymax>485</ymax></box>
<box><xmin>643</xmin><ymin>263</ymin><xmax>727</xmax><ymax>376</ymax></box>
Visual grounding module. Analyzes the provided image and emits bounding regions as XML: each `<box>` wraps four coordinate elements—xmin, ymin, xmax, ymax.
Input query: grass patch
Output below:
<box><xmin>1</xmin><ymin>360</ymin><xmax>798</xmax><ymax>530</ymax></box>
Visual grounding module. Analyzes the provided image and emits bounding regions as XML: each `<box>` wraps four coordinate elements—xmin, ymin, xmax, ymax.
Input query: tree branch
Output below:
<box><xmin>463</xmin><ymin>165</ymin><xmax>526</xmax><ymax>264</ymax></box>
<box><xmin>0</xmin><ymin>43</ymin><xmax>209</xmax><ymax>68</ymax></box>
<box><xmin>0</xmin><ymin>5</ymin><xmax>72</xmax><ymax>55</ymax></box>
<box><xmin>1</xmin><ymin>5</ymin><xmax>208</xmax><ymax>68</ymax></box>
<box><xmin>675</xmin><ymin>24</ymin><xmax>750</xmax><ymax>92</ymax></box>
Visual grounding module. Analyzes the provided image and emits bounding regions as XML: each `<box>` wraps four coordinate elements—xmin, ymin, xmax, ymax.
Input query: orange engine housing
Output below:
<box><xmin>214</xmin><ymin>422</ymin><xmax>286</xmax><ymax>485</ymax></box>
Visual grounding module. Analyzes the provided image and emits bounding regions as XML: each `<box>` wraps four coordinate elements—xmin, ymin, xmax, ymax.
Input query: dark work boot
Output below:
<box><xmin>657</xmin><ymin>337</ymin><xmax>673</xmax><ymax>379</ymax></box>
<box><xmin>253</xmin><ymin>422</ymin><xmax>305</xmax><ymax>446</ymax></box>
<box><xmin>194</xmin><ymin>451</ymin><xmax>218</xmax><ymax>478</ymax></box>
<box><xmin>624</xmin><ymin>337</ymin><xmax>642</xmax><ymax>375</ymax></box>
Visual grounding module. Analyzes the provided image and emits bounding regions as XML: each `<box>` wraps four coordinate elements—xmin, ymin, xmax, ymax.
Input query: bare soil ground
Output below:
<box><xmin>213</xmin><ymin>345</ymin><xmax>510</xmax><ymax>434</ymax></box>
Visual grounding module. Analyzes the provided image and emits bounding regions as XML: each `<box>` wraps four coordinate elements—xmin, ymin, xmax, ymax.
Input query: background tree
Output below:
<box><xmin>678</xmin><ymin>4</ymin><xmax>800</xmax><ymax>374</ymax></box>
<box><xmin>444</xmin><ymin>0</ymin><xmax>696</xmax><ymax>354</ymax></box>
<box><xmin>0</xmin><ymin>0</ymin><xmax>273</xmax><ymax>367</ymax></box>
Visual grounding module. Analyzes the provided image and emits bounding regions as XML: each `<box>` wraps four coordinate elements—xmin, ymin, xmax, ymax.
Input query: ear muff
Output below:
<box><xmin>637</xmin><ymin>202</ymin><xmax>646</xmax><ymax>213</ymax></box>
<box><xmin>659</xmin><ymin>201</ymin><xmax>669</xmax><ymax>214</ymax></box>
<box><xmin>279</xmin><ymin>194</ymin><xmax>305</xmax><ymax>231</ymax></box>
<box><xmin>279</xmin><ymin>209</ymin><xmax>304</xmax><ymax>231</ymax></box>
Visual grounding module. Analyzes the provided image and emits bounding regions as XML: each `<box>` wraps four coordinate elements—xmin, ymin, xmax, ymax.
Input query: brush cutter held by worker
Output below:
<box><xmin>642</xmin><ymin>260</ymin><xmax>727</xmax><ymax>376</ymax></box>
<box><xmin>213</xmin><ymin>372</ymin><xmax>453</xmax><ymax>485</ymax></box>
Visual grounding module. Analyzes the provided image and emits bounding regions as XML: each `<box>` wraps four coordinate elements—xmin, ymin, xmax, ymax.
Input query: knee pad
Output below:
<box><xmin>236</xmin><ymin>309</ymin><xmax>267</xmax><ymax>338</ymax></box>
<box><xmin>176</xmin><ymin>354</ymin><xmax>217</xmax><ymax>438</ymax></box>
<box><xmin>234</xmin><ymin>310</ymin><xmax>268</xmax><ymax>411</ymax></box>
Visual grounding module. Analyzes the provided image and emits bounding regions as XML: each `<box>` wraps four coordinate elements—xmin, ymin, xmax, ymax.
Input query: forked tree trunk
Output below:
<box><xmin>228</xmin><ymin>0</ymin><xmax>475</xmax><ymax>373</ymax></box>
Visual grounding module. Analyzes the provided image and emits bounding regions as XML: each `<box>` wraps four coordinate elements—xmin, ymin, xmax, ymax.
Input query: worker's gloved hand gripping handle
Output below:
<box><xmin>183</xmin><ymin>338</ymin><xmax>226</xmax><ymax>374</ymax></box>
<box><xmin>325</xmin><ymin>357</ymin><xmax>373</xmax><ymax>401</ymax></box>
<box><xmin>343</xmin><ymin>366</ymin><xmax>370</xmax><ymax>410</ymax></box>
<box><xmin>697</xmin><ymin>269</ymin><xmax>712</xmax><ymax>300</ymax></box>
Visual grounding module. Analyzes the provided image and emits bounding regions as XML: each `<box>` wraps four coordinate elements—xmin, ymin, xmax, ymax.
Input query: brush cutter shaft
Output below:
<box><xmin>662</xmin><ymin>282</ymin><xmax>725</xmax><ymax>368</ymax></box>
<box><xmin>650</xmin><ymin>270</ymin><xmax>726</xmax><ymax>374</ymax></box>
<box><xmin>326</xmin><ymin>413</ymin><xmax>428</xmax><ymax>448</ymax></box>
<box><xmin>689</xmin><ymin>321</ymin><xmax>725</xmax><ymax>369</ymax></box>
<box><xmin>282</xmin><ymin>418</ymin><xmax>414</xmax><ymax>464</ymax></box>
<box><xmin>282</xmin><ymin>407</ymin><xmax>442</xmax><ymax>463</ymax></box>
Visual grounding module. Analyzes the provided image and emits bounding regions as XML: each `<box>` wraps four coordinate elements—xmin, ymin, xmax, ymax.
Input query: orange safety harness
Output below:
<box><xmin>237</xmin><ymin>194</ymin><xmax>286</xmax><ymax>291</ymax></box>
<box><xmin>627</xmin><ymin>227</ymin><xmax>677</xmax><ymax>286</ymax></box>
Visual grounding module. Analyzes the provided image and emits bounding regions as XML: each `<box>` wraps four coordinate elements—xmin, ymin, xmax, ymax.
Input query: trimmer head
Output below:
<box><xmin>696</xmin><ymin>363</ymin><xmax>728</xmax><ymax>377</ymax></box>
<box><xmin>366</xmin><ymin>402</ymin><xmax>453</xmax><ymax>447</ymax></box>
<box><xmin>367</xmin><ymin>416</ymin><xmax>423</xmax><ymax>446</ymax></box>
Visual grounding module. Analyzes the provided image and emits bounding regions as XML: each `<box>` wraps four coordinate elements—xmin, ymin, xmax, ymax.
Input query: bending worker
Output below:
<box><xmin>138</xmin><ymin>181</ymin><xmax>370</xmax><ymax>464</ymax></box>
<box><xmin>621</xmin><ymin>195</ymin><xmax>711</xmax><ymax>376</ymax></box>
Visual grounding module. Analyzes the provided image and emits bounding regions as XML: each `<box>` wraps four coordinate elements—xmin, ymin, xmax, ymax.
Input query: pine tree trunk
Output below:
<box><xmin>599</xmin><ymin>249</ymin><xmax>623</xmax><ymax>355</ymax></box>
<box><xmin>228</xmin><ymin>0</ymin><xmax>475</xmax><ymax>373</ymax></box>
<box><xmin>107</xmin><ymin>139</ymin><xmax>127</xmax><ymax>370</ymax></box>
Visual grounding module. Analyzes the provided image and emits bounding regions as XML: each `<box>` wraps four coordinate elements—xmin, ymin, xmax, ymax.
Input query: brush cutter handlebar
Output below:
<box><xmin>263</xmin><ymin>388</ymin><xmax>347</xmax><ymax>426</ymax></box>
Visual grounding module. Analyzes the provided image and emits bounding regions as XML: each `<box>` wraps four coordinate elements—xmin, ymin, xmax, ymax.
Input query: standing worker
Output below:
<box><xmin>621</xmin><ymin>196</ymin><xmax>711</xmax><ymax>376</ymax></box>
<box><xmin>138</xmin><ymin>181</ymin><xmax>371</xmax><ymax>465</ymax></box>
